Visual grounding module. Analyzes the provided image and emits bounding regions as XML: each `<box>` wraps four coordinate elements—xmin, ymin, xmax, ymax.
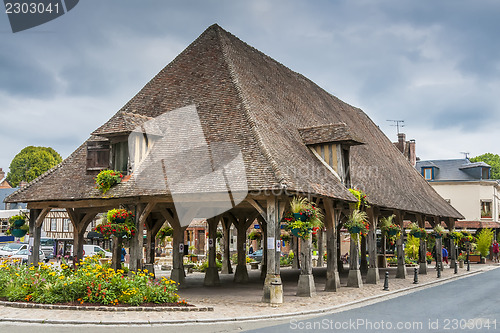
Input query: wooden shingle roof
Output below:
<box><xmin>5</xmin><ymin>24</ymin><xmax>462</xmax><ymax>219</ymax></box>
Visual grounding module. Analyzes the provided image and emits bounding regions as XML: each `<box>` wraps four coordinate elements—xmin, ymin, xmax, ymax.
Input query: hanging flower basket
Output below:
<box><xmin>107</xmin><ymin>208</ymin><xmax>134</xmax><ymax>224</ymax></box>
<box><xmin>292</xmin><ymin>212</ymin><xmax>307</xmax><ymax>222</ymax></box>
<box><xmin>348</xmin><ymin>226</ymin><xmax>361</xmax><ymax>234</ymax></box>
<box><xmin>94</xmin><ymin>170</ymin><xmax>123</xmax><ymax>194</ymax></box>
<box><xmin>387</xmin><ymin>229</ymin><xmax>398</xmax><ymax>236</ymax></box>
<box><xmin>433</xmin><ymin>233</ymin><xmax>443</xmax><ymax>239</ymax></box>
<box><xmin>12</xmin><ymin>219</ymin><xmax>26</xmax><ymax>227</ymax></box>
<box><xmin>291</xmin><ymin>227</ymin><xmax>312</xmax><ymax>238</ymax></box>
<box><xmin>11</xmin><ymin>228</ymin><xmax>27</xmax><ymax>238</ymax></box>
<box><xmin>412</xmin><ymin>232</ymin><xmax>422</xmax><ymax>238</ymax></box>
<box><xmin>284</xmin><ymin>197</ymin><xmax>324</xmax><ymax>240</ymax></box>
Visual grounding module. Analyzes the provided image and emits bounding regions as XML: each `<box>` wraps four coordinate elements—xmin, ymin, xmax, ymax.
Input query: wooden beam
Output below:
<box><xmin>35</xmin><ymin>208</ymin><xmax>51</xmax><ymax>228</ymax></box>
<box><xmin>246</xmin><ymin>198</ymin><xmax>266</xmax><ymax>220</ymax></box>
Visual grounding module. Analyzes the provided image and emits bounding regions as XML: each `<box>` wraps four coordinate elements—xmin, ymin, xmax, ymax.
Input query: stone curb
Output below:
<box><xmin>0</xmin><ymin>300</ymin><xmax>213</xmax><ymax>312</ymax></box>
<box><xmin>0</xmin><ymin>267</ymin><xmax>492</xmax><ymax>326</ymax></box>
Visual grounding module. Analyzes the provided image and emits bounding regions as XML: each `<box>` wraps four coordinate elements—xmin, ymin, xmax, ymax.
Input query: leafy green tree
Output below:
<box><xmin>470</xmin><ymin>153</ymin><xmax>500</xmax><ymax>179</ymax></box>
<box><xmin>6</xmin><ymin>146</ymin><xmax>62</xmax><ymax>187</ymax></box>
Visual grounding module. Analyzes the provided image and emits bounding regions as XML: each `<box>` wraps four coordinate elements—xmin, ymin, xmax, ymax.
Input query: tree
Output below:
<box><xmin>6</xmin><ymin>146</ymin><xmax>62</xmax><ymax>187</ymax></box>
<box><xmin>470</xmin><ymin>153</ymin><xmax>500</xmax><ymax>179</ymax></box>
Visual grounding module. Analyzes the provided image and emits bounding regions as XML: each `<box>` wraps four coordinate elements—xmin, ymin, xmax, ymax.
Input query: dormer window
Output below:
<box><xmin>86</xmin><ymin>140</ymin><xmax>110</xmax><ymax>172</ymax></box>
<box><xmin>298</xmin><ymin>123</ymin><xmax>363</xmax><ymax>187</ymax></box>
<box><xmin>112</xmin><ymin>141</ymin><xmax>129</xmax><ymax>173</ymax></box>
<box><xmin>423</xmin><ymin>167</ymin><xmax>434</xmax><ymax>180</ymax></box>
<box><xmin>482</xmin><ymin>167</ymin><xmax>490</xmax><ymax>180</ymax></box>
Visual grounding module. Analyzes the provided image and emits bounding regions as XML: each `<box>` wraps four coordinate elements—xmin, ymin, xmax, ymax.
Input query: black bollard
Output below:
<box><xmin>383</xmin><ymin>271</ymin><xmax>389</xmax><ymax>291</ymax></box>
<box><xmin>413</xmin><ymin>267</ymin><xmax>418</xmax><ymax>284</ymax></box>
<box><xmin>437</xmin><ymin>263</ymin><xmax>441</xmax><ymax>278</ymax></box>
<box><xmin>454</xmin><ymin>261</ymin><xmax>458</xmax><ymax>274</ymax></box>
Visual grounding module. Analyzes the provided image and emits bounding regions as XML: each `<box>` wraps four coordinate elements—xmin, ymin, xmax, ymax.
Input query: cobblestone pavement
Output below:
<box><xmin>0</xmin><ymin>263</ymin><xmax>496</xmax><ymax>325</ymax></box>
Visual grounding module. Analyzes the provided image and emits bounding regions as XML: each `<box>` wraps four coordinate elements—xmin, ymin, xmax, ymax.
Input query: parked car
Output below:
<box><xmin>0</xmin><ymin>243</ymin><xmax>28</xmax><ymax>258</ymax></box>
<box><xmin>70</xmin><ymin>244</ymin><xmax>112</xmax><ymax>258</ymax></box>
<box><xmin>248</xmin><ymin>249</ymin><xmax>263</xmax><ymax>262</ymax></box>
<box><xmin>9</xmin><ymin>248</ymin><xmax>47</xmax><ymax>263</ymax></box>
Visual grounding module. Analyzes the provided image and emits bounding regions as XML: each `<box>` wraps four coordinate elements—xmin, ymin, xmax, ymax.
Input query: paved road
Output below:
<box><xmin>251</xmin><ymin>268</ymin><xmax>500</xmax><ymax>332</ymax></box>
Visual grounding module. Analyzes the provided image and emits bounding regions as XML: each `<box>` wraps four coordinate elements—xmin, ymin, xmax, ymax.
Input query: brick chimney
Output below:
<box><xmin>396</xmin><ymin>133</ymin><xmax>406</xmax><ymax>153</ymax></box>
<box><xmin>393</xmin><ymin>133</ymin><xmax>417</xmax><ymax>167</ymax></box>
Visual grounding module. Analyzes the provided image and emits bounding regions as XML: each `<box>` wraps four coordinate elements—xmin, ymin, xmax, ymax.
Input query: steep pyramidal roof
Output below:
<box><xmin>6</xmin><ymin>24</ymin><xmax>462</xmax><ymax>219</ymax></box>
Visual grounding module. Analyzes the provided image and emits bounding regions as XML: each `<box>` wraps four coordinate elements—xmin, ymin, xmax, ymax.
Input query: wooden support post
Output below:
<box><xmin>446</xmin><ymin>217</ymin><xmax>456</xmax><ymax>268</ymax></box>
<box><xmin>417</xmin><ymin>214</ymin><xmax>427</xmax><ymax>274</ymax></box>
<box><xmin>317</xmin><ymin>228</ymin><xmax>324</xmax><ymax>267</ymax></box>
<box><xmin>434</xmin><ymin>216</ymin><xmax>443</xmax><ymax>267</ymax></box>
<box><xmin>221</xmin><ymin>217</ymin><xmax>233</xmax><ymax>274</ymax></box>
<box><xmin>258</xmin><ymin>217</ymin><xmax>268</xmax><ymax>280</ymax></box>
<box><xmin>395</xmin><ymin>210</ymin><xmax>406</xmax><ymax>279</ymax></box>
<box><xmin>360</xmin><ymin>234</ymin><xmax>368</xmax><ymax>273</ymax></box>
<box><xmin>337</xmin><ymin>223</ymin><xmax>345</xmax><ymax>273</ymax></box>
<box><xmin>297</xmin><ymin>233</ymin><xmax>316</xmax><ymax>296</ymax></box>
<box><xmin>366</xmin><ymin>207</ymin><xmax>379</xmax><ymax>284</ymax></box>
<box><xmin>204</xmin><ymin>217</ymin><xmax>220</xmax><ymax>286</ymax></box>
<box><xmin>324</xmin><ymin>198</ymin><xmax>340</xmax><ymax>291</ymax></box>
<box><xmin>262</xmin><ymin>196</ymin><xmax>283</xmax><ymax>304</ymax></box>
<box><xmin>111</xmin><ymin>235</ymin><xmax>122</xmax><ymax>270</ymax></box>
<box><xmin>28</xmin><ymin>209</ymin><xmax>42</xmax><ymax>266</ymax></box>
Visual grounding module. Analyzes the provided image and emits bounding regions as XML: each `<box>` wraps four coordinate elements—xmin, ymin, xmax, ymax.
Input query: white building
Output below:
<box><xmin>416</xmin><ymin>159</ymin><xmax>500</xmax><ymax>230</ymax></box>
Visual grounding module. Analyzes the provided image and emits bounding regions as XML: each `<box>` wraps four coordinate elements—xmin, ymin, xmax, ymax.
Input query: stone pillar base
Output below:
<box><xmin>450</xmin><ymin>259</ymin><xmax>456</xmax><ymax>269</ymax></box>
<box><xmin>419</xmin><ymin>262</ymin><xmax>428</xmax><ymax>275</ymax></box>
<box><xmin>366</xmin><ymin>267</ymin><xmax>379</xmax><ymax>284</ymax></box>
<box><xmin>234</xmin><ymin>264</ymin><xmax>249</xmax><ymax>283</ymax></box>
<box><xmin>325</xmin><ymin>270</ymin><xmax>340</xmax><ymax>291</ymax></box>
<box><xmin>203</xmin><ymin>266</ymin><xmax>220</xmax><ymax>286</ymax></box>
<box><xmin>396</xmin><ymin>265</ymin><xmax>407</xmax><ymax>279</ymax></box>
<box><xmin>262</xmin><ymin>274</ymin><xmax>282</xmax><ymax>303</ymax></box>
<box><xmin>347</xmin><ymin>269</ymin><xmax>363</xmax><ymax>288</ymax></box>
<box><xmin>170</xmin><ymin>268</ymin><xmax>185</xmax><ymax>285</ymax></box>
<box><xmin>296</xmin><ymin>274</ymin><xmax>316</xmax><ymax>297</ymax></box>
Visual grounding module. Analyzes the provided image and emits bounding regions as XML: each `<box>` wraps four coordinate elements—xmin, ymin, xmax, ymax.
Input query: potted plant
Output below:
<box><xmin>344</xmin><ymin>210</ymin><xmax>368</xmax><ymax>240</ymax></box>
<box><xmin>94</xmin><ymin>169</ymin><xmax>123</xmax><ymax>194</ymax></box>
<box><xmin>8</xmin><ymin>213</ymin><xmax>29</xmax><ymax>238</ymax></box>
<box><xmin>449</xmin><ymin>230</ymin><xmax>463</xmax><ymax>244</ymax></box>
<box><xmin>458</xmin><ymin>252</ymin><xmax>467</xmax><ymax>268</ymax></box>
<box><xmin>248</xmin><ymin>230</ymin><xmax>262</xmax><ymax>241</ymax></box>
<box><xmin>433</xmin><ymin>224</ymin><xmax>446</xmax><ymax>238</ymax></box>
<box><xmin>284</xmin><ymin>197</ymin><xmax>324</xmax><ymax>239</ymax></box>
<box><xmin>379</xmin><ymin>215</ymin><xmax>400</xmax><ymax>240</ymax></box>
<box><xmin>107</xmin><ymin>208</ymin><xmax>133</xmax><ymax>224</ymax></box>
<box><xmin>94</xmin><ymin>209</ymin><xmax>136</xmax><ymax>239</ymax></box>
<box><xmin>408</xmin><ymin>222</ymin><xmax>426</xmax><ymax>238</ymax></box>
<box><xmin>426</xmin><ymin>251</ymin><xmax>433</xmax><ymax>264</ymax></box>
<box><xmin>290</xmin><ymin>196</ymin><xmax>309</xmax><ymax>221</ymax></box>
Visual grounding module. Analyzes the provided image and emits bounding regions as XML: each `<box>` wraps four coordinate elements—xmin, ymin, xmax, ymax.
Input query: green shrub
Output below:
<box><xmin>476</xmin><ymin>228</ymin><xmax>494</xmax><ymax>258</ymax></box>
<box><xmin>405</xmin><ymin>235</ymin><xmax>420</xmax><ymax>260</ymax></box>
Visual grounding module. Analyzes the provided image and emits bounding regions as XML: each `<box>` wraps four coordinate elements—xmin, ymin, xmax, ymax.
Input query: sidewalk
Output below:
<box><xmin>0</xmin><ymin>263</ymin><xmax>496</xmax><ymax>325</ymax></box>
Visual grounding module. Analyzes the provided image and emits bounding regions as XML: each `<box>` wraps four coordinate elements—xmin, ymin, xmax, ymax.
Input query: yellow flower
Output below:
<box><xmin>58</xmin><ymin>276</ymin><xmax>65</xmax><ymax>280</ymax></box>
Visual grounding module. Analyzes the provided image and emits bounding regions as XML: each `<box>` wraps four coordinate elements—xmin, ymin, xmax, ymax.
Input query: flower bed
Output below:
<box><xmin>0</xmin><ymin>256</ymin><xmax>185</xmax><ymax>306</ymax></box>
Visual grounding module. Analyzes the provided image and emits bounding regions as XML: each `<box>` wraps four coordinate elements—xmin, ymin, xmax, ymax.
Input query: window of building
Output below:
<box><xmin>112</xmin><ymin>141</ymin><xmax>129</xmax><ymax>173</ymax></box>
<box><xmin>482</xmin><ymin>168</ymin><xmax>490</xmax><ymax>180</ymax></box>
<box><xmin>86</xmin><ymin>141</ymin><xmax>110</xmax><ymax>171</ymax></box>
<box><xmin>423</xmin><ymin>167</ymin><xmax>434</xmax><ymax>180</ymax></box>
<box><xmin>63</xmin><ymin>218</ymin><xmax>70</xmax><ymax>232</ymax></box>
<box><xmin>128</xmin><ymin>132</ymin><xmax>156</xmax><ymax>173</ymax></box>
<box><xmin>50</xmin><ymin>218</ymin><xmax>57</xmax><ymax>231</ymax></box>
<box><xmin>481</xmin><ymin>201</ymin><xmax>492</xmax><ymax>218</ymax></box>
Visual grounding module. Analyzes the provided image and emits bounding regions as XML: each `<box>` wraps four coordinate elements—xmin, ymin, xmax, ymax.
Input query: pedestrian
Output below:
<box><xmin>492</xmin><ymin>240</ymin><xmax>499</xmax><ymax>263</ymax></box>
<box><xmin>442</xmin><ymin>245</ymin><xmax>449</xmax><ymax>265</ymax></box>
<box><xmin>121</xmin><ymin>248</ymin><xmax>126</xmax><ymax>263</ymax></box>
<box><xmin>249</xmin><ymin>245</ymin><xmax>254</xmax><ymax>254</ymax></box>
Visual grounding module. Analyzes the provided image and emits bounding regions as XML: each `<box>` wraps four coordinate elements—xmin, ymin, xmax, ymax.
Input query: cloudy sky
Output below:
<box><xmin>1</xmin><ymin>1</ymin><xmax>499</xmax><ymax>174</ymax></box>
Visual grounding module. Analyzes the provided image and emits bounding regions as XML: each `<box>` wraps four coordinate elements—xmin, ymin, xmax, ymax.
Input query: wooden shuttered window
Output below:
<box><xmin>86</xmin><ymin>141</ymin><xmax>110</xmax><ymax>171</ymax></box>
